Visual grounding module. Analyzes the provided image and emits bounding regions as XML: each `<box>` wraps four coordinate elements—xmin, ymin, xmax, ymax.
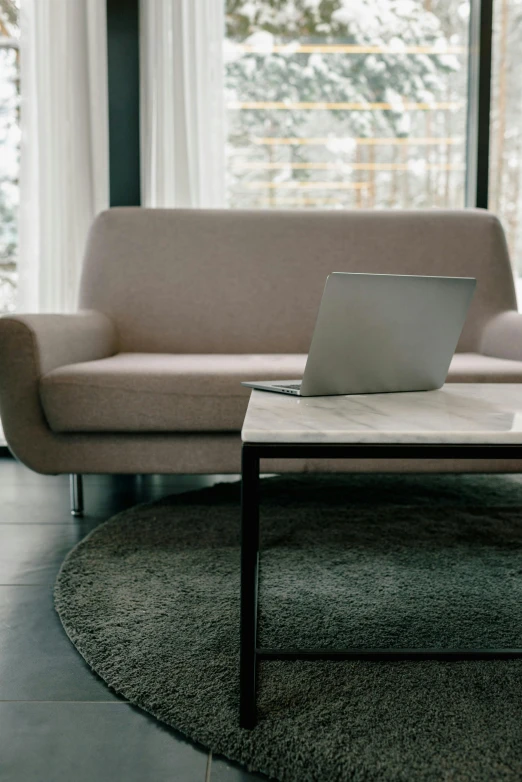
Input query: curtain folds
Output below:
<box><xmin>140</xmin><ymin>0</ymin><xmax>226</xmax><ymax>208</ymax></box>
<box><xmin>18</xmin><ymin>0</ymin><xmax>109</xmax><ymax>313</ymax></box>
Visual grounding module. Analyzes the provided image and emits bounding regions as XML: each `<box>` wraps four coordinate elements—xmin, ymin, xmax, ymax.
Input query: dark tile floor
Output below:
<box><xmin>0</xmin><ymin>455</ymin><xmax>263</xmax><ymax>782</ymax></box>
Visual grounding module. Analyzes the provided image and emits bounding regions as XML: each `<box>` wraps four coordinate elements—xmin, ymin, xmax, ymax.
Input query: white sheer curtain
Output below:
<box><xmin>18</xmin><ymin>0</ymin><xmax>109</xmax><ymax>313</ymax></box>
<box><xmin>140</xmin><ymin>0</ymin><xmax>225</xmax><ymax>208</ymax></box>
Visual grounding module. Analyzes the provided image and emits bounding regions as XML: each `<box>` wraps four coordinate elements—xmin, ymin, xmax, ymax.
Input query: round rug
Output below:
<box><xmin>55</xmin><ymin>475</ymin><xmax>522</xmax><ymax>781</ymax></box>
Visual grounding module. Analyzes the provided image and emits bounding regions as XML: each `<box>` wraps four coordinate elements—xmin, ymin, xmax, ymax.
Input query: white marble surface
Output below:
<box><xmin>241</xmin><ymin>384</ymin><xmax>522</xmax><ymax>444</ymax></box>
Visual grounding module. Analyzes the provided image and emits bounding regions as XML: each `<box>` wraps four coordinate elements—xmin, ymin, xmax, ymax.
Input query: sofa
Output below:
<box><xmin>1</xmin><ymin>207</ymin><xmax>522</xmax><ymax>512</ymax></box>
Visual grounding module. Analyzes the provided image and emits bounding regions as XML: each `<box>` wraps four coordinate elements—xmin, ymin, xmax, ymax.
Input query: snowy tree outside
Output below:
<box><xmin>0</xmin><ymin>0</ymin><xmax>19</xmax><ymax>315</ymax></box>
<box><xmin>0</xmin><ymin>0</ymin><xmax>18</xmax><ymax>442</ymax></box>
<box><xmin>224</xmin><ymin>0</ymin><xmax>470</xmax><ymax>213</ymax></box>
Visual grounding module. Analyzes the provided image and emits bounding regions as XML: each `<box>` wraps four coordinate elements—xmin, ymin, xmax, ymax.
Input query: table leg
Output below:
<box><xmin>240</xmin><ymin>445</ymin><xmax>260</xmax><ymax>729</ymax></box>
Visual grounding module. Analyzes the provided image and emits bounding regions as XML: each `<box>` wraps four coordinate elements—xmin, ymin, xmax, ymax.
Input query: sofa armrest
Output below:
<box><xmin>0</xmin><ymin>311</ymin><xmax>117</xmax><ymax>466</ymax></box>
<box><xmin>480</xmin><ymin>311</ymin><xmax>522</xmax><ymax>363</ymax></box>
<box><xmin>0</xmin><ymin>310</ymin><xmax>117</xmax><ymax>375</ymax></box>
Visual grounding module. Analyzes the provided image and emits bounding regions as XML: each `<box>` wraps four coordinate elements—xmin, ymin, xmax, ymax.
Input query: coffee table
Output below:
<box><xmin>239</xmin><ymin>384</ymin><xmax>522</xmax><ymax>728</ymax></box>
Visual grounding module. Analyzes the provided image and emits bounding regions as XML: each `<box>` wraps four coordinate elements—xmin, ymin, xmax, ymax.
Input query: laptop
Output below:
<box><xmin>241</xmin><ymin>272</ymin><xmax>476</xmax><ymax>397</ymax></box>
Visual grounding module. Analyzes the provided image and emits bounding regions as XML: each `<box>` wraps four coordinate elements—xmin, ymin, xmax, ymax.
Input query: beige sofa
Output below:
<box><xmin>1</xmin><ymin>207</ymin><xmax>522</xmax><ymax>509</ymax></box>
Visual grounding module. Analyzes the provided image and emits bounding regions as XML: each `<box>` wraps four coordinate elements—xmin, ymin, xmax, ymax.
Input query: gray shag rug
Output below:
<box><xmin>55</xmin><ymin>475</ymin><xmax>522</xmax><ymax>781</ymax></box>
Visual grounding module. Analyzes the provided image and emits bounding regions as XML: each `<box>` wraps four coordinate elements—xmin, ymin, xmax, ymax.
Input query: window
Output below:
<box><xmin>0</xmin><ymin>0</ymin><xmax>19</xmax><ymax>314</ymax></box>
<box><xmin>489</xmin><ymin>0</ymin><xmax>522</xmax><ymax>299</ymax></box>
<box><xmin>225</xmin><ymin>0</ymin><xmax>470</xmax><ymax>211</ymax></box>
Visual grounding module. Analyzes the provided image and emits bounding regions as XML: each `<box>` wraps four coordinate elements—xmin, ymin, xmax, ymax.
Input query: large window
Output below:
<box><xmin>225</xmin><ymin>1</ymin><xmax>470</xmax><ymax>211</ymax></box>
<box><xmin>0</xmin><ymin>0</ymin><xmax>19</xmax><ymax>315</ymax></box>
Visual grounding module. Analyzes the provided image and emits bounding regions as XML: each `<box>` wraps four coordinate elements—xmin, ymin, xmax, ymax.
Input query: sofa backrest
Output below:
<box><xmin>79</xmin><ymin>208</ymin><xmax>516</xmax><ymax>354</ymax></box>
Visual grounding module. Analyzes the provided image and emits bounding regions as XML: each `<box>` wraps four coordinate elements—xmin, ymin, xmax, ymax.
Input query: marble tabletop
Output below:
<box><xmin>241</xmin><ymin>384</ymin><xmax>522</xmax><ymax>444</ymax></box>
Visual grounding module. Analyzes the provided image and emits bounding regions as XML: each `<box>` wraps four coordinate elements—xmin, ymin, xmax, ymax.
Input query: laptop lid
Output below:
<box><xmin>300</xmin><ymin>272</ymin><xmax>476</xmax><ymax>396</ymax></box>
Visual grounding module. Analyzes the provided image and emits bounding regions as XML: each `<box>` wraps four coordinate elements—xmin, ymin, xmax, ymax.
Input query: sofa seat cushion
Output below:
<box><xmin>39</xmin><ymin>353</ymin><xmax>308</xmax><ymax>433</ymax></box>
<box><xmin>40</xmin><ymin>351</ymin><xmax>522</xmax><ymax>434</ymax></box>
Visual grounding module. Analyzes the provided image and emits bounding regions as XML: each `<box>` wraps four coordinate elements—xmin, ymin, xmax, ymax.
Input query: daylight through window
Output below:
<box><xmin>224</xmin><ymin>1</ymin><xmax>470</xmax><ymax>211</ymax></box>
<box><xmin>490</xmin><ymin>0</ymin><xmax>522</xmax><ymax>294</ymax></box>
<box><xmin>0</xmin><ymin>0</ymin><xmax>19</xmax><ymax>315</ymax></box>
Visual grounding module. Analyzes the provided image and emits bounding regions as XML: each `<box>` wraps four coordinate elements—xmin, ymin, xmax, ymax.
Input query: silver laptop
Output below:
<box><xmin>241</xmin><ymin>272</ymin><xmax>476</xmax><ymax>397</ymax></box>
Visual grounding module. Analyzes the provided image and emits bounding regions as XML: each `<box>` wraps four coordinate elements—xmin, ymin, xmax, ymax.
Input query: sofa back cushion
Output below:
<box><xmin>79</xmin><ymin>208</ymin><xmax>516</xmax><ymax>354</ymax></box>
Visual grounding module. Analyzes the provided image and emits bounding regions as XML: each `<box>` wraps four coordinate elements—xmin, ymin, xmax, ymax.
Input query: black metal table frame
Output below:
<box><xmin>239</xmin><ymin>441</ymin><xmax>522</xmax><ymax>729</ymax></box>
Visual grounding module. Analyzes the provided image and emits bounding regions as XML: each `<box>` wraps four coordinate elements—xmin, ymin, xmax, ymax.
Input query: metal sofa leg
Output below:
<box><xmin>70</xmin><ymin>474</ymin><xmax>84</xmax><ymax>517</ymax></box>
